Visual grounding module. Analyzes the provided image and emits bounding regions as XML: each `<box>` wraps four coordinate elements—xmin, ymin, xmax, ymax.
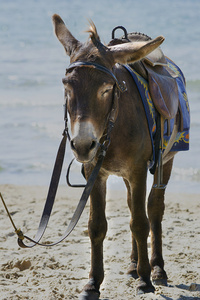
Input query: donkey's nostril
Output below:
<box><xmin>70</xmin><ymin>140</ymin><xmax>76</xmax><ymax>151</ymax></box>
<box><xmin>90</xmin><ymin>140</ymin><xmax>97</xmax><ymax>151</ymax></box>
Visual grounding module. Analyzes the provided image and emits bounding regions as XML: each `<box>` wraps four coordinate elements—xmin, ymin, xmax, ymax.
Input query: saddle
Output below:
<box><xmin>109</xmin><ymin>32</ymin><xmax>180</xmax><ymax>120</ymax></box>
<box><xmin>109</xmin><ymin>29</ymin><xmax>190</xmax><ymax>187</ymax></box>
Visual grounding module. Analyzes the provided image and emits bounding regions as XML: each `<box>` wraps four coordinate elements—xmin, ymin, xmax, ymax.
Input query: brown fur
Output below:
<box><xmin>52</xmin><ymin>15</ymin><xmax>175</xmax><ymax>299</ymax></box>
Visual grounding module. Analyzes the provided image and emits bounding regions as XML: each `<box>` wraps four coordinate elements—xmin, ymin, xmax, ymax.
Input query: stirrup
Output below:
<box><xmin>153</xmin><ymin>148</ymin><xmax>166</xmax><ymax>190</ymax></box>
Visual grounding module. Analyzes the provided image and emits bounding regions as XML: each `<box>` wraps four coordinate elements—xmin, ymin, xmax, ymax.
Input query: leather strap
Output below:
<box><xmin>66</xmin><ymin>61</ymin><xmax>127</xmax><ymax>93</ymax></box>
<box><xmin>18</xmin><ymin>134</ymin><xmax>106</xmax><ymax>248</ymax></box>
<box><xmin>18</xmin><ymin>132</ymin><xmax>68</xmax><ymax>248</ymax></box>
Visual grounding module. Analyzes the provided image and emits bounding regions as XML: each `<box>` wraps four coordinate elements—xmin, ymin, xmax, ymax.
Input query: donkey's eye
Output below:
<box><xmin>99</xmin><ymin>85</ymin><xmax>113</xmax><ymax>98</ymax></box>
<box><xmin>102</xmin><ymin>89</ymin><xmax>111</xmax><ymax>96</ymax></box>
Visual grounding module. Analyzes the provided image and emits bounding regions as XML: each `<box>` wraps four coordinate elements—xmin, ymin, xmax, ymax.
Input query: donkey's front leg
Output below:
<box><xmin>80</xmin><ymin>170</ymin><xmax>107</xmax><ymax>300</ymax></box>
<box><xmin>129</xmin><ymin>168</ymin><xmax>155</xmax><ymax>295</ymax></box>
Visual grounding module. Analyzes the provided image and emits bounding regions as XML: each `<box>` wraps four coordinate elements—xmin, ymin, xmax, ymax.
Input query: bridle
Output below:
<box><xmin>64</xmin><ymin>61</ymin><xmax>127</xmax><ymax>143</ymax></box>
<box><xmin>65</xmin><ymin>61</ymin><xmax>127</xmax><ymax>93</ymax></box>
<box><xmin>14</xmin><ymin>61</ymin><xmax>127</xmax><ymax>248</ymax></box>
<box><xmin>65</xmin><ymin>61</ymin><xmax>127</xmax><ymax>187</ymax></box>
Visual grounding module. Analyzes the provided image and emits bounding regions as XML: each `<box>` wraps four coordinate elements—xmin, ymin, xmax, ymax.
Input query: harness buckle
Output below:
<box><xmin>153</xmin><ymin>148</ymin><xmax>166</xmax><ymax>190</ymax></box>
<box><xmin>117</xmin><ymin>80</ymin><xmax>127</xmax><ymax>93</ymax></box>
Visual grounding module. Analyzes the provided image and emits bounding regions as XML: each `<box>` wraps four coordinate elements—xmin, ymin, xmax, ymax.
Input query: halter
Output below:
<box><xmin>64</xmin><ymin>61</ymin><xmax>127</xmax><ymax>187</ymax></box>
<box><xmin>64</xmin><ymin>60</ymin><xmax>127</xmax><ymax>137</ymax></box>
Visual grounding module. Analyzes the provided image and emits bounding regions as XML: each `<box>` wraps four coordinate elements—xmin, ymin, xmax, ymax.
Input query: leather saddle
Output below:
<box><xmin>109</xmin><ymin>32</ymin><xmax>179</xmax><ymax>120</ymax></box>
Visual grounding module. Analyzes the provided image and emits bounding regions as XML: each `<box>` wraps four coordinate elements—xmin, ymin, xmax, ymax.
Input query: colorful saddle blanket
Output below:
<box><xmin>124</xmin><ymin>58</ymin><xmax>190</xmax><ymax>168</ymax></box>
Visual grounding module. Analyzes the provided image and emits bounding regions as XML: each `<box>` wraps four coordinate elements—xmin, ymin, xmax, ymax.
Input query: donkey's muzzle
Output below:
<box><xmin>70</xmin><ymin>138</ymin><xmax>98</xmax><ymax>161</ymax></box>
<box><xmin>70</xmin><ymin>122</ymin><xmax>99</xmax><ymax>163</ymax></box>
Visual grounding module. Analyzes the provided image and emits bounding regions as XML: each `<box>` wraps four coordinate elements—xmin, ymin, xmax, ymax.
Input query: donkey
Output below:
<box><xmin>52</xmin><ymin>14</ymin><xmax>179</xmax><ymax>299</ymax></box>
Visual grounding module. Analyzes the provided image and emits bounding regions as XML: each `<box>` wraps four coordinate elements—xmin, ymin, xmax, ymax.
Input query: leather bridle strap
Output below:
<box><xmin>66</xmin><ymin>61</ymin><xmax>127</xmax><ymax>93</ymax></box>
<box><xmin>18</xmin><ymin>140</ymin><xmax>106</xmax><ymax>248</ymax></box>
<box><xmin>18</xmin><ymin>131</ymin><xmax>68</xmax><ymax>248</ymax></box>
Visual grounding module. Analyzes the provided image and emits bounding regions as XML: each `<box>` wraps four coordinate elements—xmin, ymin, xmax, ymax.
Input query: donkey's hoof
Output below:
<box><xmin>79</xmin><ymin>290</ymin><xmax>100</xmax><ymax>300</ymax></box>
<box><xmin>127</xmin><ymin>261</ymin><xmax>139</xmax><ymax>279</ymax></box>
<box><xmin>136</xmin><ymin>279</ymin><xmax>155</xmax><ymax>295</ymax></box>
<box><xmin>152</xmin><ymin>266</ymin><xmax>168</xmax><ymax>286</ymax></box>
<box><xmin>153</xmin><ymin>278</ymin><xmax>167</xmax><ymax>286</ymax></box>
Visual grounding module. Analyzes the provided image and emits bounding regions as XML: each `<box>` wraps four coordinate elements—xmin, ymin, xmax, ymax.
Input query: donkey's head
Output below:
<box><xmin>52</xmin><ymin>14</ymin><xmax>164</xmax><ymax>163</ymax></box>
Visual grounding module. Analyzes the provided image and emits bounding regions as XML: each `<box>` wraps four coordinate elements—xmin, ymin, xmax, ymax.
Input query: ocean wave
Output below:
<box><xmin>31</xmin><ymin>122</ymin><xmax>62</xmax><ymax>139</ymax></box>
<box><xmin>0</xmin><ymin>98</ymin><xmax>62</xmax><ymax>108</ymax></box>
<box><xmin>27</xmin><ymin>162</ymin><xmax>51</xmax><ymax>171</ymax></box>
<box><xmin>186</xmin><ymin>79</ymin><xmax>200</xmax><ymax>92</ymax></box>
<box><xmin>0</xmin><ymin>165</ymin><xmax>4</xmax><ymax>172</ymax></box>
<box><xmin>172</xmin><ymin>167</ymin><xmax>200</xmax><ymax>182</ymax></box>
<box><xmin>0</xmin><ymin>75</ymin><xmax>49</xmax><ymax>90</ymax></box>
<box><xmin>12</xmin><ymin>78</ymin><xmax>47</xmax><ymax>88</ymax></box>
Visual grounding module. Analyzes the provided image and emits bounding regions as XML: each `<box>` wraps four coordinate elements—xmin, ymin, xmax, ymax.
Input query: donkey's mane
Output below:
<box><xmin>86</xmin><ymin>20</ymin><xmax>101</xmax><ymax>44</ymax></box>
<box><xmin>86</xmin><ymin>20</ymin><xmax>109</xmax><ymax>55</ymax></box>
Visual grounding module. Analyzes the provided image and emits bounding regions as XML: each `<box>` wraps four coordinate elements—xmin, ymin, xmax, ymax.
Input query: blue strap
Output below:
<box><xmin>123</xmin><ymin>64</ymin><xmax>156</xmax><ymax>168</ymax></box>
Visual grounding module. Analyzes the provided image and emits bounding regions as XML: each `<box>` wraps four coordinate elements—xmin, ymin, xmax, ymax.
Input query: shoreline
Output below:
<box><xmin>0</xmin><ymin>184</ymin><xmax>200</xmax><ymax>299</ymax></box>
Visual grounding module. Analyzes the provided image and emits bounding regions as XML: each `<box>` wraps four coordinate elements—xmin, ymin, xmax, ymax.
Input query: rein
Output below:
<box><xmin>1</xmin><ymin>61</ymin><xmax>126</xmax><ymax>248</ymax></box>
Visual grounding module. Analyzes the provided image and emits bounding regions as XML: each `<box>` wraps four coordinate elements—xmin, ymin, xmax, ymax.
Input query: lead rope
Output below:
<box><xmin>0</xmin><ymin>96</ymin><xmax>117</xmax><ymax>248</ymax></box>
<box><xmin>0</xmin><ymin>128</ymin><xmax>110</xmax><ymax>248</ymax></box>
<box><xmin>0</xmin><ymin>129</ymin><xmax>68</xmax><ymax>248</ymax></box>
<box><xmin>19</xmin><ymin>146</ymin><xmax>106</xmax><ymax>247</ymax></box>
<box><xmin>0</xmin><ymin>192</ymin><xmax>24</xmax><ymax>240</ymax></box>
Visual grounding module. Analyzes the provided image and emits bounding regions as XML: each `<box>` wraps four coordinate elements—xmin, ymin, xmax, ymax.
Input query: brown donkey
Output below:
<box><xmin>52</xmin><ymin>14</ymin><xmax>179</xmax><ymax>299</ymax></box>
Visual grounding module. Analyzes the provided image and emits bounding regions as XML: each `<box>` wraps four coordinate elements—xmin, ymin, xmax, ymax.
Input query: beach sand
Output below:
<box><xmin>0</xmin><ymin>184</ymin><xmax>199</xmax><ymax>300</ymax></box>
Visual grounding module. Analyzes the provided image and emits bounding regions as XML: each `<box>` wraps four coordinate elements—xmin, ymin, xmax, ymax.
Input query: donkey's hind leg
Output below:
<box><xmin>147</xmin><ymin>157</ymin><xmax>174</xmax><ymax>286</ymax></box>
<box><xmin>124</xmin><ymin>179</ymin><xmax>138</xmax><ymax>279</ymax></box>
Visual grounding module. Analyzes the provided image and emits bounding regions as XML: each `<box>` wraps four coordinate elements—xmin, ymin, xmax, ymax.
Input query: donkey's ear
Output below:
<box><xmin>52</xmin><ymin>14</ymin><xmax>81</xmax><ymax>56</ymax></box>
<box><xmin>108</xmin><ymin>36</ymin><xmax>165</xmax><ymax>64</ymax></box>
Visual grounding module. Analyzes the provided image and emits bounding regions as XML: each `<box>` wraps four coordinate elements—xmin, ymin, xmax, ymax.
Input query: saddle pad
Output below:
<box><xmin>123</xmin><ymin>61</ymin><xmax>190</xmax><ymax>168</ymax></box>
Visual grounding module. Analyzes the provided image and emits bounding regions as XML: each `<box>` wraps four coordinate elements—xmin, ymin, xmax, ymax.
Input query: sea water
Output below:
<box><xmin>0</xmin><ymin>0</ymin><xmax>200</xmax><ymax>194</ymax></box>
